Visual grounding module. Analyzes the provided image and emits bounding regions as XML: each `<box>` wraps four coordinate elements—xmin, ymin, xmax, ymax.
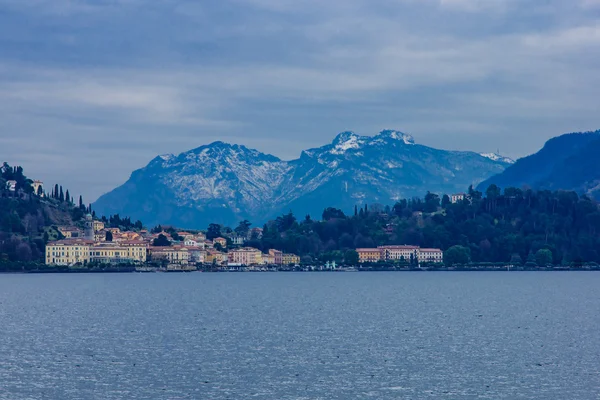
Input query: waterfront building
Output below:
<box><xmin>149</xmin><ymin>246</ymin><xmax>189</xmax><ymax>266</ymax></box>
<box><xmin>45</xmin><ymin>240</ymin><xmax>93</xmax><ymax>266</ymax></box>
<box><xmin>418</xmin><ymin>248</ymin><xmax>444</xmax><ymax>263</ymax></box>
<box><xmin>378</xmin><ymin>245</ymin><xmax>419</xmax><ymax>262</ymax></box>
<box><xmin>228</xmin><ymin>247</ymin><xmax>262</xmax><ymax>266</ymax></box>
<box><xmin>90</xmin><ymin>242</ymin><xmax>147</xmax><ymax>264</ymax></box>
<box><xmin>282</xmin><ymin>253</ymin><xmax>300</xmax><ymax>266</ymax></box>
<box><xmin>268</xmin><ymin>249</ymin><xmax>283</xmax><ymax>265</ymax></box>
<box><xmin>356</xmin><ymin>248</ymin><xmax>382</xmax><ymax>263</ymax></box>
<box><xmin>189</xmin><ymin>249</ymin><xmax>206</xmax><ymax>263</ymax></box>
<box><xmin>262</xmin><ymin>253</ymin><xmax>275</xmax><ymax>265</ymax></box>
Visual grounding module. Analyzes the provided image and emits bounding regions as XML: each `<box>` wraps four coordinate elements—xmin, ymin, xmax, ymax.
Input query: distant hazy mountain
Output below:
<box><xmin>478</xmin><ymin>130</ymin><xmax>600</xmax><ymax>197</ymax></box>
<box><xmin>93</xmin><ymin>130</ymin><xmax>512</xmax><ymax>228</ymax></box>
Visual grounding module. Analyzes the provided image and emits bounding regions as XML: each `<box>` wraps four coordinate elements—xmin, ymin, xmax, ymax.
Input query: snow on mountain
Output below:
<box><xmin>479</xmin><ymin>153</ymin><xmax>515</xmax><ymax>164</ymax></box>
<box><xmin>94</xmin><ymin>130</ymin><xmax>513</xmax><ymax>228</ymax></box>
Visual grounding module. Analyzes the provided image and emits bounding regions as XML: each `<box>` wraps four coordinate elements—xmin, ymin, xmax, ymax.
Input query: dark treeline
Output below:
<box><xmin>100</xmin><ymin>214</ymin><xmax>143</xmax><ymax>231</ymax></box>
<box><xmin>235</xmin><ymin>185</ymin><xmax>600</xmax><ymax>266</ymax></box>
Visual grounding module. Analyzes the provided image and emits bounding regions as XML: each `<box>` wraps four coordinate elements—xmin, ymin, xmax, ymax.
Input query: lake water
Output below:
<box><xmin>1</xmin><ymin>272</ymin><xmax>599</xmax><ymax>399</ymax></box>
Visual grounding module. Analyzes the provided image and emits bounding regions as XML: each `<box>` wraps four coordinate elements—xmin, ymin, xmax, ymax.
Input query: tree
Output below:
<box><xmin>152</xmin><ymin>234</ymin><xmax>171</xmax><ymax>247</ymax></box>
<box><xmin>54</xmin><ymin>184</ymin><xmax>59</xmax><ymax>199</ymax></box>
<box><xmin>79</xmin><ymin>195</ymin><xmax>83</xmax><ymax>208</ymax></box>
<box><xmin>344</xmin><ymin>250</ymin><xmax>359</xmax><ymax>265</ymax></box>
<box><xmin>323</xmin><ymin>207</ymin><xmax>346</xmax><ymax>221</ymax></box>
<box><xmin>535</xmin><ymin>249</ymin><xmax>553</xmax><ymax>267</ymax></box>
<box><xmin>424</xmin><ymin>191</ymin><xmax>440</xmax><ymax>213</ymax></box>
<box><xmin>206</xmin><ymin>223</ymin><xmax>222</xmax><ymax>240</ymax></box>
<box><xmin>444</xmin><ymin>245</ymin><xmax>471</xmax><ymax>266</ymax></box>
<box><xmin>105</xmin><ymin>231</ymin><xmax>113</xmax><ymax>242</ymax></box>
<box><xmin>235</xmin><ymin>220</ymin><xmax>252</xmax><ymax>237</ymax></box>
<box><xmin>59</xmin><ymin>186</ymin><xmax>64</xmax><ymax>202</ymax></box>
<box><xmin>65</xmin><ymin>190</ymin><xmax>70</xmax><ymax>204</ymax></box>
<box><xmin>441</xmin><ymin>194</ymin><xmax>451</xmax><ymax>208</ymax></box>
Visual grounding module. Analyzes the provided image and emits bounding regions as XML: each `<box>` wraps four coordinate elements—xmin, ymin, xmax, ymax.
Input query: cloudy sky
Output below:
<box><xmin>1</xmin><ymin>0</ymin><xmax>599</xmax><ymax>202</ymax></box>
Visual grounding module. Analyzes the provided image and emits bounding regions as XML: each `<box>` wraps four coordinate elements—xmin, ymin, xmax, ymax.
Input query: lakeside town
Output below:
<box><xmin>44</xmin><ymin>214</ymin><xmax>444</xmax><ymax>272</ymax></box>
<box><xmin>5</xmin><ymin>163</ymin><xmax>600</xmax><ymax>272</ymax></box>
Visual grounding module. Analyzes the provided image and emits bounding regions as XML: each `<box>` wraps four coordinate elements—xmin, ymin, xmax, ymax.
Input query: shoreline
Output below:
<box><xmin>2</xmin><ymin>267</ymin><xmax>599</xmax><ymax>274</ymax></box>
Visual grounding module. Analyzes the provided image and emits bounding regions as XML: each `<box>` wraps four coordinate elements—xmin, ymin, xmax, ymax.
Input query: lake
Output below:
<box><xmin>1</xmin><ymin>272</ymin><xmax>599</xmax><ymax>399</ymax></box>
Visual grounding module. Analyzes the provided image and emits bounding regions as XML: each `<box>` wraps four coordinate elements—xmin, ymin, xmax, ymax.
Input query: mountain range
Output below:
<box><xmin>478</xmin><ymin>130</ymin><xmax>600</xmax><ymax>197</ymax></box>
<box><xmin>93</xmin><ymin>130</ymin><xmax>513</xmax><ymax>228</ymax></box>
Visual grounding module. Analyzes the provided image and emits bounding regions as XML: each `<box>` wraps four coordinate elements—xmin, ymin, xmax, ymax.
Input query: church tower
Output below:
<box><xmin>85</xmin><ymin>214</ymin><xmax>94</xmax><ymax>241</ymax></box>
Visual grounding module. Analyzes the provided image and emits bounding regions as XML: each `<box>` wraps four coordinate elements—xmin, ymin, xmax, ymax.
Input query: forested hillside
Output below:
<box><xmin>0</xmin><ymin>163</ymin><xmax>90</xmax><ymax>267</ymax></box>
<box><xmin>239</xmin><ymin>185</ymin><xmax>600</xmax><ymax>266</ymax></box>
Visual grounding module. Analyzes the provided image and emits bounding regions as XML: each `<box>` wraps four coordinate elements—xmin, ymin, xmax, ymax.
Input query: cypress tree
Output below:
<box><xmin>79</xmin><ymin>195</ymin><xmax>83</xmax><ymax>208</ymax></box>
<box><xmin>65</xmin><ymin>190</ymin><xmax>70</xmax><ymax>204</ymax></box>
<box><xmin>59</xmin><ymin>186</ymin><xmax>64</xmax><ymax>202</ymax></box>
<box><xmin>54</xmin><ymin>184</ymin><xmax>59</xmax><ymax>199</ymax></box>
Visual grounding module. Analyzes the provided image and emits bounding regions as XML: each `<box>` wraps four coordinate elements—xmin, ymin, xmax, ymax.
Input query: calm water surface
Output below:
<box><xmin>1</xmin><ymin>272</ymin><xmax>599</xmax><ymax>399</ymax></box>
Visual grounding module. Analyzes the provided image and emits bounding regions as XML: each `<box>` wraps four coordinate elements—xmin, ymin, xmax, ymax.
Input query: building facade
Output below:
<box><xmin>356</xmin><ymin>248</ymin><xmax>382</xmax><ymax>263</ymax></box>
<box><xmin>379</xmin><ymin>245</ymin><xmax>419</xmax><ymax>262</ymax></box>
<box><xmin>149</xmin><ymin>246</ymin><xmax>190</xmax><ymax>265</ymax></box>
<box><xmin>45</xmin><ymin>240</ymin><xmax>93</xmax><ymax>265</ymax></box>
<box><xmin>417</xmin><ymin>248</ymin><xmax>444</xmax><ymax>263</ymax></box>
<box><xmin>93</xmin><ymin>220</ymin><xmax>105</xmax><ymax>232</ymax></box>
<box><xmin>228</xmin><ymin>247</ymin><xmax>262</xmax><ymax>266</ymax></box>
<box><xmin>268</xmin><ymin>249</ymin><xmax>283</xmax><ymax>265</ymax></box>
<box><xmin>282</xmin><ymin>253</ymin><xmax>300</xmax><ymax>266</ymax></box>
<box><xmin>451</xmin><ymin>193</ymin><xmax>466</xmax><ymax>204</ymax></box>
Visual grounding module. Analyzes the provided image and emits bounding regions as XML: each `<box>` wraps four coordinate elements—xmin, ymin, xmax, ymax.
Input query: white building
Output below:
<box><xmin>378</xmin><ymin>245</ymin><xmax>419</xmax><ymax>262</ymax></box>
<box><xmin>5</xmin><ymin>180</ymin><xmax>16</xmax><ymax>192</ymax></box>
<box><xmin>451</xmin><ymin>193</ymin><xmax>466</xmax><ymax>204</ymax></box>
<box><xmin>184</xmin><ymin>239</ymin><xmax>205</xmax><ymax>249</ymax></box>
<box><xmin>418</xmin><ymin>248</ymin><xmax>444</xmax><ymax>263</ymax></box>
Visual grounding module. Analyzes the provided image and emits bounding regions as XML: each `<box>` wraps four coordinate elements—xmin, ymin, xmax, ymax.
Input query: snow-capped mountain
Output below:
<box><xmin>479</xmin><ymin>153</ymin><xmax>515</xmax><ymax>164</ymax></box>
<box><xmin>93</xmin><ymin>130</ymin><xmax>512</xmax><ymax>228</ymax></box>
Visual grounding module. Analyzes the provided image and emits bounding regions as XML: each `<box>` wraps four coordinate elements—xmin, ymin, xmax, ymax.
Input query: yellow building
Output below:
<box><xmin>261</xmin><ymin>253</ymin><xmax>275</xmax><ymax>265</ymax></box>
<box><xmin>206</xmin><ymin>251</ymin><xmax>228</xmax><ymax>265</ymax></box>
<box><xmin>93</xmin><ymin>220</ymin><xmax>105</xmax><ymax>232</ymax></box>
<box><xmin>356</xmin><ymin>248</ymin><xmax>382</xmax><ymax>263</ymax></box>
<box><xmin>149</xmin><ymin>246</ymin><xmax>189</xmax><ymax>265</ymax></box>
<box><xmin>90</xmin><ymin>242</ymin><xmax>147</xmax><ymax>264</ymax></box>
<box><xmin>31</xmin><ymin>180</ymin><xmax>43</xmax><ymax>196</ymax></box>
<box><xmin>282</xmin><ymin>253</ymin><xmax>300</xmax><ymax>266</ymax></box>
<box><xmin>45</xmin><ymin>240</ymin><xmax>93</xmax><ymax>266</ymax></box>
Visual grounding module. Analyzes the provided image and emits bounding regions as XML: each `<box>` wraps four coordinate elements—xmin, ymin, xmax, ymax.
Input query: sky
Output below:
<box><xmin>0</xmin><ymin>0</ymin><xmax>599</xmax><ymax>202</ymax></box>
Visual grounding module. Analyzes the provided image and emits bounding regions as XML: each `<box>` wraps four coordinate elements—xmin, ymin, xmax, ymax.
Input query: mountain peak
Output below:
<box><xmin>377</xmin><ymin>130</ymin><xmax>415</xmax><ymax>145</ymax></box>
<box><xmin>330</xmin><ymin>131</ymin><xmax>367</xmax><ymax>154</ymax></box>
